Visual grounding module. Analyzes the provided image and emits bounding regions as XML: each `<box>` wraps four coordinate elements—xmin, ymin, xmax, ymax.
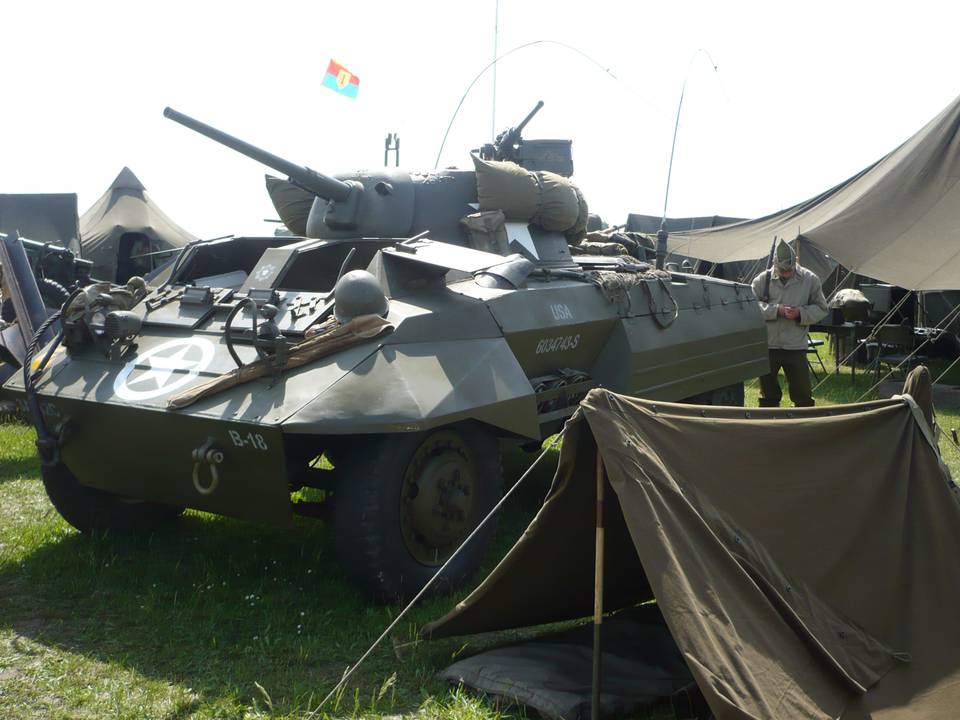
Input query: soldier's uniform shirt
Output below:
<box><xmin>751</xmin><ymin>265</ymin><xmax>828</xmax><ymax>350</ymax></box>
<box><xmin>751</xmin><ymin>265</ymin><xmax>828</xmax><ymax>407</ymax></box>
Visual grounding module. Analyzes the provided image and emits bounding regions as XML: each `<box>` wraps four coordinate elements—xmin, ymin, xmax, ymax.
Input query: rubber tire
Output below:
<box><xmin>1</xmin><ymin>278</ymin><xmax>71</xmax><ymax>323</ymax></box>
<box><xmin>705</xmin><ymin>381</ymin><xmax>745</xmax><ymax>407</ymax></box>
<box><xmin>681</xmin><ymin>381</ymin><xmax>745</xmax><ymax>407</ymax></box>
<box><xmin>41</xmin><ymin>462</ymin><xmax>183</xmax><ymax>535</ymax></box>
<box><xmin>333</xmin><ymin>428</ymin><xmax>503</xmax><ymax>602</ymax></box>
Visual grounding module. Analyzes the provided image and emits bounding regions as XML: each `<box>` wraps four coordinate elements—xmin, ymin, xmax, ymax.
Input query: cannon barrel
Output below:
<box><xmin>163</xmin><ymin>107</ymin><xmax>352</xmax><ymax>202</ymax></box>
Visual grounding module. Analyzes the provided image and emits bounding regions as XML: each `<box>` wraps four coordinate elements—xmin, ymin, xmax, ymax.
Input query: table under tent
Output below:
<box><xmin>424</xmin><ymin>371</ymin><xmax>960</xmax><ymax>720</ymax></box>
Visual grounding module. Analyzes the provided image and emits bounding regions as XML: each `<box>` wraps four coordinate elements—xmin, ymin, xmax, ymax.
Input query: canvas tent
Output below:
<box><xmin>425</xmin><ymin>379</ymin><xmax>960</xmax><ymax>719</ymax></box>
<box><xmin>0</xmin><ymin>194</ymin><xmax>80</xmax><ymax>253</ymax></box>
<box><xmin>624</xmin><ymin>213</ymin><xmax>753</xmax><ymax>282</ymax></box>
<box><xmin>665</xmin><ymin>92</ymin><xmax>960</xmax><ymax>292</ymax></box>
<box><xmin>79</xmin><ymin>168</ymin><xmax>196</xmax><ymax>282</ymax></box>
<box><xmin>624</xmin><ymin>213</ymin><xmax>840</xmax><ymax>290</ymax></box>
<box><xmin>625</xmin><ymin>213</ymin><xmax>744</xmax><ymax>234</ymax></box>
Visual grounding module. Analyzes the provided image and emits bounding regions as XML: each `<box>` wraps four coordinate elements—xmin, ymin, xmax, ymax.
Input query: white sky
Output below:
<box><xmin>4</xmin><ymin>0</ymin><xmax>959</xmax><ymax>240</ymax></box>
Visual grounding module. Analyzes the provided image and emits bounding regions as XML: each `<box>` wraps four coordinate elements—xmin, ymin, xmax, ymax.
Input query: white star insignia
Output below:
<box><xmin>125</xmin><ymin>344</ymin><xmax>203</xmax><ymax>390</ymax></box>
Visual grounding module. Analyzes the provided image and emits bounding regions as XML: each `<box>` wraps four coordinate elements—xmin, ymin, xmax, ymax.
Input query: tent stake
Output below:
<box><xmin>592</xmin><ymin>450</ymin><xmax>606</xmax><ymax>720</ymax></box>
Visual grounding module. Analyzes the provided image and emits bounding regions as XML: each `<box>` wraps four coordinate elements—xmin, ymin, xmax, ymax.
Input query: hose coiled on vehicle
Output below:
<box><xmin>22</xmin><ymin>288</ymin><xmax>84</xmax><ymax>466</ymax></box>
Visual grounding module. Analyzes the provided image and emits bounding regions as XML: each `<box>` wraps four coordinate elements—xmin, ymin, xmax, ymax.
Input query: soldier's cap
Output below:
<box><xmin>775</xmin><ymin>239</ymin><xmax>796</xmax><ymax>271</ymax></box>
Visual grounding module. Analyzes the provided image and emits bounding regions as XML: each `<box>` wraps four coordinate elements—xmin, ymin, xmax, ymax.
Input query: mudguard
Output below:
<box><xmin>282</xmin><ymin>337</ymin><xmax>539</xmax><ymax>439</ymax></box>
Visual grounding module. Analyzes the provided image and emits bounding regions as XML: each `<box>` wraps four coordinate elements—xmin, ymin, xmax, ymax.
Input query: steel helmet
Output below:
<box><xmin>333</xmin><ymin>270</ymin><xmax>389</xmax><ymax>324</ymax></box>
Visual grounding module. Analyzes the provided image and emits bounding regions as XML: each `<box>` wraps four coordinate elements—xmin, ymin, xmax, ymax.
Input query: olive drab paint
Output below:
<box><xmin>3</xmin><ymin>105</ymin><xmax>769</xmax><ymax>599</ymax></box>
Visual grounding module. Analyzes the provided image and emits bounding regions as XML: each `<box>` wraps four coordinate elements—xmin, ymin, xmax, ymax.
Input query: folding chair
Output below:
<box><xmin>807</xmin><ymin>335</ymin><xmax>827</xmax><ymax>382</ymax></box>
<box><xmin>870</xmin><ymin>324</ymin><xmax>916</xmax><ymax>383</ymax></box>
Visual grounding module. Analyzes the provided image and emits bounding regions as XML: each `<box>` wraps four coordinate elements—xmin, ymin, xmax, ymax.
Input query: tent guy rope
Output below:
<box><xmin>307</xmin><ymin>430</ymin><xmax>567</xmax><ymax>718</ymax></box>
<box><xmin>855</xmin><ymin>302</ymin><xmax>960</xmax><ymax>402</ymax></box>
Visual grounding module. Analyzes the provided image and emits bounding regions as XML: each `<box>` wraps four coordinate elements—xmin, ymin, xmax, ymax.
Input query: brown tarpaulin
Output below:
<box><xmin>264</xmin><ymin>175</ymin><xmax>315</xmax><ymax>237</ymax></box>
<box><xmin>665</xmin><ymin>92</ymin><xmax>960</xmax><ymax>291</ymax></box>
<box><xmin>424</xmin><ymin>383</ymin><xmax>960</xmax><ymax>719</ymax></box>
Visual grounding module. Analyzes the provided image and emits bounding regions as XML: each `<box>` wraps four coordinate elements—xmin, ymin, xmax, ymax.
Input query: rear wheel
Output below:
<box><xmin>41</xmin><ymin>463</ymin><xmax>183</xmax><ymax>534</ymax></box>
<box><xmin>333</xmin><ymin>427</ymin><xmax>503</xmax><ymax>601</ymax></box>
<box><xmin>682</xmin><ymin>381</ymin><xmax>745</xmax><ymax>407</ymax></box>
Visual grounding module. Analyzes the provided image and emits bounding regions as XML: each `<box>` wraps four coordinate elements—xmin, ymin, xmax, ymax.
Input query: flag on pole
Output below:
<box><xmin>322</xmin><ymin>59</ymin><xmax>360</xmax><ymax>99</ymax></box>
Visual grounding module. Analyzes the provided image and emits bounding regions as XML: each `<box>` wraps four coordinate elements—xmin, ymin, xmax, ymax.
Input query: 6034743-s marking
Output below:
<box><xmin>228</xmin><ymin>430</ymin><xmax>269</xmax><ymax>450</ymax></box>
<box><xmin>535</xmin><ymin>334</ymin><xmax>581</xmax><ymax>354</ymax></box>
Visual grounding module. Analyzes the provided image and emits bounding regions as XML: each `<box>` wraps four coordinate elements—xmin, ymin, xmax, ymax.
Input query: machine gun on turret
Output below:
<box><xmin>483</xmin><ymin>100</ymin><xmax>544</xmax><ymax>163</ymax></box>
<box><xmin>477</xmin><ymin>101</ymin><xmax>574</xmax><ymax>177</ymax></box>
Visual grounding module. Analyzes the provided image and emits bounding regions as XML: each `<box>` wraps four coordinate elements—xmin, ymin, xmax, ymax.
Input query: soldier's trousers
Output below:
<box><xmin>758</xmin><ymin>349</ymin><xmax>814</xmax><ymax>407</ymax></box>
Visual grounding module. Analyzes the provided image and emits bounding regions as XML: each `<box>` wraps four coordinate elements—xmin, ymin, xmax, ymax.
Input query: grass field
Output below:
<box><xmin>1</xmin><ymin>340</ymin><xmax>958</xmax><ymax>719</ymax></box>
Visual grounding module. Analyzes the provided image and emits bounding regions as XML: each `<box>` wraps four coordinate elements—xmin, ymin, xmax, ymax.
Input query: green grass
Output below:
<box><xmin>1</xmin><ymin>341</ymin><xmax>959</xmax><ymax>718</ymax></box>
<box><xmin>0</xmin><ymin>423</ymin><xmax>547</xmax><ymax>719</ymax></box>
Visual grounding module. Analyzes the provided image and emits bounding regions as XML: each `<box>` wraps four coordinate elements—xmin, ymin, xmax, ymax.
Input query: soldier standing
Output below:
<box><xmin>752</xmin><ymin>239</ymin><xmax>828</xmax><ymax>407</ymax></box>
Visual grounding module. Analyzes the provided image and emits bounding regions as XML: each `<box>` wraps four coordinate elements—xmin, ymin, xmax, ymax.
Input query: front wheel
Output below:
<box><xmin>41</xmin><ymin>463</ymin><xmax>183</xmax><ymax>534</ymax></box>
<box><xmin>333</xmin><ymin>428</ymin><xmax>503</xmax><ymax>601</ymax></box>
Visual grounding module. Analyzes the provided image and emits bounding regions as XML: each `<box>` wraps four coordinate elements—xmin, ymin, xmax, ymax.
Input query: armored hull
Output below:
<box><xmin>5</xmin><ymin>107</ymin><xmax>768</xmax><ymax>600</ymax></box>
<box><xmin>7</xmin><ymin>233</ymin><xmax>766</xmax><ymax>597</ymax></box>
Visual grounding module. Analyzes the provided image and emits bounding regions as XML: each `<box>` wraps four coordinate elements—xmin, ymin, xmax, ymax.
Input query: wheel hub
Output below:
<box><xmin>400</xmin><ymin>433</ymin><xmax>476</xmax><ymax>566</ymax></box>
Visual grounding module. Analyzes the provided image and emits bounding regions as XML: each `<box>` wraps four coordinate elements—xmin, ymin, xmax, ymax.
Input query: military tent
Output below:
<box><xmin>625</xmin><ymin>213</ymin><xmax>840</xmax><ymax>288</ymax></box>
<box><xmin>666</xmin><ymin>92</ymin><xmax>960</xmax><ymax>292</ymax></box>
<box><xmin>625</xmin><ymin>213</ymin><xmax>744</xmax><ymax>235</ymax></box>
<box><xmin>425</xmin><ymin>377</ymin><xmax>960</xmax><ymax>719</ymax></box>
<box><xmin>0</xmin><ymin>194</ymin><xmax>80</xmax><ymax>252</ymax></box>
<box><xmin>79</xmin><ymin>168</ymin><xmax>196</xmax><ymax>282</ymax></box>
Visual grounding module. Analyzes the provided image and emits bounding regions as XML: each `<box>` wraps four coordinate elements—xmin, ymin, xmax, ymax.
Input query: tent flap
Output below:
<box><xmin>426</xmin><ymin>386</ymin><xmax>960</xmax><ymax>719</ymax></box>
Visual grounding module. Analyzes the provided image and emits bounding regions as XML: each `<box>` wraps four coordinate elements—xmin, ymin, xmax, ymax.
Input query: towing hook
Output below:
<box><xmin>192</xmin><ymin>438</ymin><xmax>224</xmax><ymax>495</ymax></box>
<box><xmin>36</xmin><ymin>436</ymin><xmax>60</xmax><ymax>468</ymax></box>
<box><xmin>37</xmin><ymin>420</ymin><xmax>71</xmax><ymax>469</ymax></box>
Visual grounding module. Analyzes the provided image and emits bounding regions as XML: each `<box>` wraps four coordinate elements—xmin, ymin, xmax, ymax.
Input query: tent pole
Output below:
<box><xmin>592</xmin><ymin>450</ymin><xmax>606</xmax><ymax>720</ymax></box>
